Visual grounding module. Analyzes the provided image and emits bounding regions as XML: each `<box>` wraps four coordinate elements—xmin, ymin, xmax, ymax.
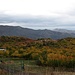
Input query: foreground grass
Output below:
<box><xmin>0</xmin><ymin>58</ymin><xmax>75</xmax><ymax>75</ymax></box>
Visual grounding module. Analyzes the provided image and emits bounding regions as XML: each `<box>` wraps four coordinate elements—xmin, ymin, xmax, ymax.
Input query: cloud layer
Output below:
<box><xmin>0</xmin><ymin>12</ymin><xmax>75</xmax><ymax>30</ymax></box>
<box><xmin>0</xmin><ymin>0</ymin><xmax>75</xmax><ymax>30</ymax></box>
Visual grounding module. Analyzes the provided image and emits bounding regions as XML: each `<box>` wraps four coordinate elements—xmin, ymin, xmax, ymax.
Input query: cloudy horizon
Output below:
<box><xmin>0</xmin><ymin>0</ymin><xmax>75</xmax><ymax>30</ymax></box>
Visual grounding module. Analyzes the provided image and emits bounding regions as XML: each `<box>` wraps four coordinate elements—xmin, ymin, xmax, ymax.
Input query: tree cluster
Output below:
<box><xmin>0</xmin><ymin>36</ymin><xmax>75</xmax><ymax>67</ymax></box>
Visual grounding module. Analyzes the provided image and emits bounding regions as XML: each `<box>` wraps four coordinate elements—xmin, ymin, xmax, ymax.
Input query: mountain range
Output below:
<box><xmin>53</xmin><ymin>28</ymin><xmax>75</xmax><ymax>34</ymax></box>
<box><xmin>0</xmin><ymin>25</ymin><xmax>75</xmax><ymax>39</ymax></box>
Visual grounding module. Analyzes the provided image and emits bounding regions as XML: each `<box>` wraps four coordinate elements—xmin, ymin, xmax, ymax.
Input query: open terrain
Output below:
<box><xmin>0</xmin><ymin>36</ymin><xmax>75</xmax><ymax>75</ymax></box>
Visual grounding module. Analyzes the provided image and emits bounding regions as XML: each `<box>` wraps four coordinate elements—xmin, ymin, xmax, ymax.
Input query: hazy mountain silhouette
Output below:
<box><xmin>53</xmin><ymin>28</ymin><xmax>75</xmax><ymax>34</ymax></box>
<box><xmin>0</xmin><ymin>25</ymin><xmax>75</xmax><ymax>39</ymax></box>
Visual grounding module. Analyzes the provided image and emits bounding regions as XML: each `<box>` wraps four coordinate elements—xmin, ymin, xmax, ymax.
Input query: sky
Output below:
<box><xmin>0</xmin><ymin>0</ymin><xmax>75</xmax><ymax>30</ymax></box>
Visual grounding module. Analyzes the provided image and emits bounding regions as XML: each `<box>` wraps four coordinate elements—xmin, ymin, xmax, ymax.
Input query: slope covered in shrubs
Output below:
<box><xmin>0</xmin><ymin>36</ymin><xmax>75</xmax><ymax>67</ymax></box>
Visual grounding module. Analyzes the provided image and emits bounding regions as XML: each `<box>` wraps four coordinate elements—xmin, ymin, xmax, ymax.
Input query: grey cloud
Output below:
<box><xmin>0</xmin><ymin>13</ymin><xmax>75</xmax><ymax>30</ymax></box>
<box><xmin>0</xmin><ymin>13</ymin><xmax>56</xmax><ymax>25</ymax></box>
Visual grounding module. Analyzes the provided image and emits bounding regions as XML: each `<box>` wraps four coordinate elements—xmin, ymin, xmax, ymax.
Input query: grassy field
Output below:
<box><xmin>0</xmin><ymin>58</ymin><xmax>75</xmax><ymax>75</ymax></box>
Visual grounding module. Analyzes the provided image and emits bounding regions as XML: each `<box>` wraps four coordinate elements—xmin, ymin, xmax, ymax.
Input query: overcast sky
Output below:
<box><xmin>0</xmin><ymin>0</ymin><xmax>75</xmax><ymax>30</ymax></box>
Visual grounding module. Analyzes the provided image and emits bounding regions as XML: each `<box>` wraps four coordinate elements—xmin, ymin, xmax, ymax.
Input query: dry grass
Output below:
<box><xmin>42</xmin><ymin>72</ymin><xmax>75</xmax><ymax>75</ymax></box>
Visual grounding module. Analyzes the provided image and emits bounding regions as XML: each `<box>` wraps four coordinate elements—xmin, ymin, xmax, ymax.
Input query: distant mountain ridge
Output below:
<box><xmin>0</xmin><ymin>25</ymin><xmax>75</xmax><ymax>39</ymax></box>
<box><xmin>53</xmin><ymin>28</ymin><xmax>75</xmax><ymax>34</ymax></box>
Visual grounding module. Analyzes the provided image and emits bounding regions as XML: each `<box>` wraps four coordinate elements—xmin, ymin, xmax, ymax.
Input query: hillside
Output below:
<box><xmin>0</xmin><ymin>25</ymin><xmax>75</xmax><ymax>39</ymax></box>
<box><xmin>0</xmin><ymin>36</ymin><xmax>75</xmax><ymax>67</ymax></box>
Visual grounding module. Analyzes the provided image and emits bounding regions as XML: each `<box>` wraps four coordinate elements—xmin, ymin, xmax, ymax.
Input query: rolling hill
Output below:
<box><xmin>0</xmin><ymin>25</ymin><xmax>75</xmax><ymax>39</ymax></box>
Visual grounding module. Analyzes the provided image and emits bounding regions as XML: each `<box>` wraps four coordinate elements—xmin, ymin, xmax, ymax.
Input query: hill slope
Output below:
<box><xmin>0</xmin><ymin>25</ymin><xmax>75</xmax><ymax>39</ymax></box>
<box><xmin>0</xmin><ymin>36</ymin><xmax>75</xmax><ymax>67</ymax></box>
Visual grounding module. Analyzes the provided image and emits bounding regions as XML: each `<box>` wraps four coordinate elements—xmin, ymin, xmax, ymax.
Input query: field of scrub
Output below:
<box><xmin>0</xmin><ymin>58</ymin><xmax>75</xmax><ymax>75</ymax></box>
